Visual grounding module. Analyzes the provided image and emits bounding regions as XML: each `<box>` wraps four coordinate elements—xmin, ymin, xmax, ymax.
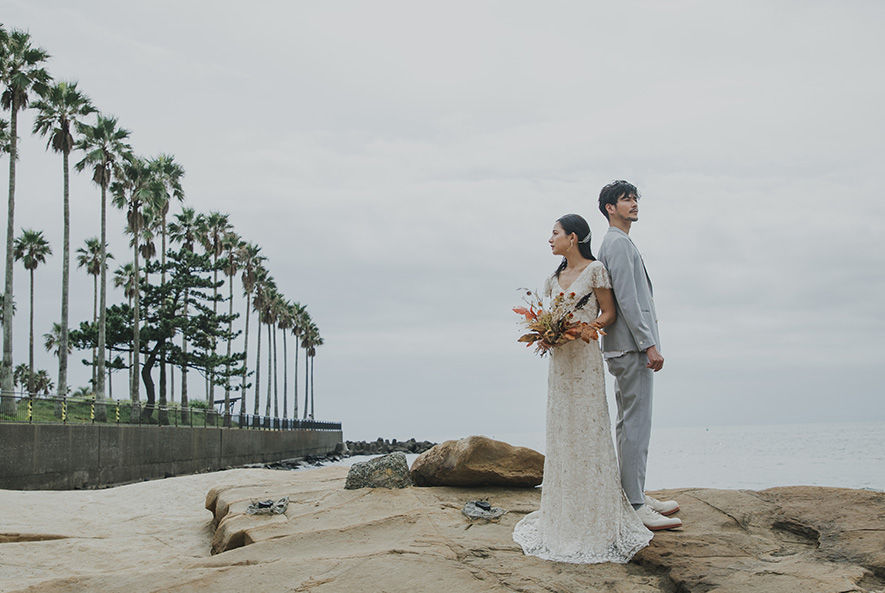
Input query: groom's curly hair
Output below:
<box><xmin>598</xmin><ymin>180</ymin><xmax>640</xmax><ymax>220</ymax></box>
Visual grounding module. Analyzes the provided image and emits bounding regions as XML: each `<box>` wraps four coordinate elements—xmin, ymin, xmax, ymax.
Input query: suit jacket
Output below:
<box><xmin>597</xmin><ymin>227</ymin><xmax>659</xmax><ymax>353</ymax></box>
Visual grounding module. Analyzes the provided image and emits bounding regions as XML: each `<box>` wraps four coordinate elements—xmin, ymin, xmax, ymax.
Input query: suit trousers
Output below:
<box><xmin>605</xmin><ymin>351</ymin><xmax>654</xmax><ymax>507</ymax></box>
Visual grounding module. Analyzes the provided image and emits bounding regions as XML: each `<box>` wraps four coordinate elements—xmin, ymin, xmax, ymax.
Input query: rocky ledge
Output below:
<box><xmin>205</xmin><ymin>466</ymin><xmax>885</xmax><ymax>592</ymax></box>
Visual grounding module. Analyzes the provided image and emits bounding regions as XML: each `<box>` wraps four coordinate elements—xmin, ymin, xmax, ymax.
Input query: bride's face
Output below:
<box><xmin>549</xmin><ymin>222</ymin><xmax>574</xmax><ymax>256</ymax></box>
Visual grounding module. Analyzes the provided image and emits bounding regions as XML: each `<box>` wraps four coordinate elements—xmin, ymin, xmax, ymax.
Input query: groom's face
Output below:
<box><xmin>608</xmin><ymin>193</ymin><xmax>639</xmax><ymax>223</ymax></box>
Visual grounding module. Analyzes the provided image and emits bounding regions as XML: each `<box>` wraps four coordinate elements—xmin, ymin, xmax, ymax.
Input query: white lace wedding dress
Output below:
<box><xmin>513</xmin><ymin>261</ymin><xmax>652</xmax><ymax>564</ymax></box>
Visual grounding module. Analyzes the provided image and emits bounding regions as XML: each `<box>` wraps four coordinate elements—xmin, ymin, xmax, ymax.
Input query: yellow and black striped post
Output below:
<box><xmin>115</xmin><ymin>401</ymin><xmax>120</xmax><ymax>423</ymax></box>
<box><xmin>27</xmin><ymin>398</ymin><xmax>33</xmax><ymax>423</ymax></box>
<box><xmin>90</xmin><ymin>399</ymin><xmax>95</xmax><ymax>423</ymax></box>
<box><xmin>62</xmin><ymin>400</ymin><xmax>67</xmax><ymax>424</ymax></box>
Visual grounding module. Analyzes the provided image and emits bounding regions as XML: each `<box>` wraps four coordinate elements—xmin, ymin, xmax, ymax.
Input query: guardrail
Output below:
<box><xmin>0</xmin><ymin>394</ymin><xmax>341</xmax><ymax>432</ymax></box>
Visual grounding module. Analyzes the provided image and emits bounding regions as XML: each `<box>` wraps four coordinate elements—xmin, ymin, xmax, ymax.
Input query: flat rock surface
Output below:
<box><xmin>1</xmin><ymin>467</ymin><xmax>883</xmax><ymax>593</ymax></box>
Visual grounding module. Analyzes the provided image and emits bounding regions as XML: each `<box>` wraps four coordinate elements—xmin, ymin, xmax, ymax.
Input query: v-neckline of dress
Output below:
<box><xmin>555</xmin><ymin>262</ymin><xmax>594</xmax><ymax>293</ymax></box>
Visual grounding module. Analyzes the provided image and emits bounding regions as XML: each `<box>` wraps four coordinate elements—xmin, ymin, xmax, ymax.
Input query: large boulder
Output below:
<box><xmin>410</xmin><ymin>436</ymin><xmax>544</xmax><ymax>487</ymax></box>
<box><xmin>344</xmin><ymin>452</ymin><xmax>413</xmax><ymax>490</ymax></box>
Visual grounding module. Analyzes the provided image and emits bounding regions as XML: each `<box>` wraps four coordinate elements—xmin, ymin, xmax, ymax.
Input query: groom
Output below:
<box><xmin>597</xmin><ymin>180</ymin><xmax>682</xmax><ymax>531</ymax></box>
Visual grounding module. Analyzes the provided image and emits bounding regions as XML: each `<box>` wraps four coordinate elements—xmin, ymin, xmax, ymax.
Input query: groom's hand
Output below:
<box><xmin>645</xmin><ymin>345</ymin><xmax>664</xmax><ymax>372</ymax></box>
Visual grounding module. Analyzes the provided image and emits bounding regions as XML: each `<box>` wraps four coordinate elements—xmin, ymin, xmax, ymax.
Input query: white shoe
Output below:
<box><xmin>636</xmin><ymin>505</ymin><xmax>683</xmax><ymax>531</ymax></box>
<box><xmin>645</xmin><ymin>494</ymin><xmax>679</xmax><ymax>516</ymax></box>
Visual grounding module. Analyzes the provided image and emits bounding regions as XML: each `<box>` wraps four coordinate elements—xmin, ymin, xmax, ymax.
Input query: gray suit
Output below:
<box><xmin>597</xmin><ymin>227</ymin><xmax>659</xmax><ymax>507</ymax></box>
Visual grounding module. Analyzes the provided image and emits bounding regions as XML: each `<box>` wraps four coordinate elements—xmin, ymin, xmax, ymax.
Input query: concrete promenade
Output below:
<box><xmin>0</xmin><ymin>422</ymin><xmax>343</xmax><ymax>490</ymax></box>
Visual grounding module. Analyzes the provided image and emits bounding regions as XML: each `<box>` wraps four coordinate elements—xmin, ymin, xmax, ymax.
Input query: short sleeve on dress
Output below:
<box><xmin>543</xmin><ymin>275</ymin><xmax>555</xmax><ymax>298</ymax></box>
<box><xmin>588</xmin><ymin>262</ymin><xmax>612</xmax><ymax>289</ymax></box>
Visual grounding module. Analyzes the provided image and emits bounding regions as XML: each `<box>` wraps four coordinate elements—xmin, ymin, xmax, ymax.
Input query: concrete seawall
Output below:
<box><xmin>0</xmin><ymin>423</ymin><xmax>343</xmax><ymax>490</ymax></box>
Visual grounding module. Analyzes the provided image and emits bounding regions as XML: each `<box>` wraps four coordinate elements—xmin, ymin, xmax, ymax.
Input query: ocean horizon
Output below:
<box><xmin>335</xmin><ymin>421</ymin><xmax>885</xmax><ymax>492</ymax></box>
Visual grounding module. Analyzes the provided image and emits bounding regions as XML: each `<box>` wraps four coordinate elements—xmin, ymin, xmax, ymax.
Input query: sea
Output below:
<box><xmin>328</xmin><ymin>422</ymin><xmax>885</xmax><ymax>492</ymax></box>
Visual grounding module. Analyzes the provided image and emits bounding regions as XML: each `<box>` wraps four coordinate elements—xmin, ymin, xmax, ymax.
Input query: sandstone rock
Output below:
<box><xmin>344</xmin><ymin>452</ymin><xmax>413</xmax><ymax>490</ymax></box>
<box><xmin>410</xmin><ymin>436</ymin><xmax>544</xmax><ymax>487</ymax></box>
<box><xmin>633</xmin><ymin>486</ymin><xmax>885</xmax><ymax>593</ymax></box>
<box><xmin>204</xmin><ymin>473</ymin><xmax>885</xmax><ymax>592</ymax></box>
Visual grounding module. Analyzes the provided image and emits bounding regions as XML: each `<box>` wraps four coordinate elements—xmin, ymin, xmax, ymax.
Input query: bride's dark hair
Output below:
<box><xmin>554</xmin><ymin>213</ymin><xmax>596</xmax><ymax>278</ymax></box>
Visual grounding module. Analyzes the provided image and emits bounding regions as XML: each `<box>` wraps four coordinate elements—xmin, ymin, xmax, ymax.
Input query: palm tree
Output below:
<box><xmin>148</xmin><ymin>154</ymin><xmax>184</xmax><ymax>410</ymax></box>
<box><xmin>32</xmin><ymin>80</ymin><xmax>95</xmax><ymax>402</ymax></box>
<box><xmin>75</xmin><ymin>114</ymin><xmax>131</xmax><ymax>402</ymax></box>
<box><xmin>134</xmin><ymin>214</ymin><xmax>157</xmax><ymax>286</ymax></box>
<box><xmin>288</xmin><ymin>301</ymin><xmax>306</xmax><ymax>420</ymax></box>
<box><xmin>276</xmin><ymin>299</ymin><xmax>293</xmax><ymax>420</ymax></box>
<box><xmin>237</xmin><ymin>242</ymin><xmax>264</xmax><ymax>417</ymax></box>
<box><xmin>72</xmin><ymin>386</ymin><xmax>91</xmax><ymax>398</ymax></box>
<box><xmin>299</xmin><ymin>310</ymin><xmax>313</xmax><ymax>418</ymax></box>
<box><xmin>250</xmin><ymin>267</ymin><xmax>273</xmax><ymax>420</ymax></box>
<box><xmin>43</xmin><ymin>322</ymin><xmax>73</xmax><ymax>358</ymax></box>
<box><xmin>112</xmin><ymin>262</ymin><xmax>138</xmax><ymax>306</ymax></box>
<box><xmin>77</xmin><ymin>237</ymin><xmax>112</xmax><ymax>390</ymax></box>
<box><xmin>112</xmin><ymin>261</ymin><xmax>136</xmax><ymax>404</ymax></box>
<box><xmin>0</xmin><ymin>27</ymin><xmax>51</xmax><ymax>414</ymax></box>
<box><xmin>13</xmin><ymin>229</ymin><xmax>52</xmax><ymax>395</ymax></box>
<box><xmin>220</xmin><ymin>230</ymin><xmax>242</xmax><ymax>426</ymax></box>
<box><xmin>33</xmin><ymin>369</ymin><xmax>53</xmax><ymax>395</ymax></box>
<box><xmin>168</xmin><ymin>207</ymin><xmax>203</xmax><ymax>415</ymax></box>
<box><xmin>13</xmin><ymin>363</ymin><xmax>29</xmax><ymax>392</ymax></box>
<box><xmin>260</xmin><ymin>286</ymin><xmax>280</xmax><ymax>420</ymax></box>
<box><xmin>198</xmin><ymin>211</ymin><xmax>231</xmax><ymax>408</ymax></box>
<box><xmin>269</xmin><ymin>292</ymin><xmax>284</xmax><ymax>420</ymax></box>
<box><xmin>111</xmin><ymin>155</ymin><xmax>164</xmax><ymax>412</ymax></box>
<box><xmin>301</xmin><ymin>321</ymin><xmax>323</xmax><ymax>420</ymax></box>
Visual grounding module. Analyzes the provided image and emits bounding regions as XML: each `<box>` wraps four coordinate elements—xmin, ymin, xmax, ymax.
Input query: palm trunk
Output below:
<box><xmin>181</xmin><ymin>287</ymin><xmax>189</xmax><ymax>424</ymax></box>
<box><xmin>223</xmin><ymin>270</ymin><xmax>233</xmax><ymax>427</ymax></box>
<box><xmin>130</xmin><ymin>209</ymin><xmax>141</xmax><ymax>419</ymax></box>
<box><xmin>126</xmin><ymin>293</ymin><xmax>132</xmax><ymax>399</ymax></box>
<box><xmin>310</xmin><ymin>355</ymin><xmax>315</xmax><ymax>419</ymax></box>
<box><xmin>160</xmin><ymin>212</ymin><xmax>167</xmax><ymax>408</ymax></box>
<box><xmin>92</xmin><ymin>273</ymin><xmax>98</xmax><ymax>391</ymax></box>
<box><xmin>28</xmin><ymin>269</ymin><xmax>35</xmax><ymax>395</ymax></box>
<box><xmin>158</xmin><ymin>356</ymin><xmax>167</xmax><ymax>425</ymax></box>
<box><xmin>241</xmin><ymin>292</ymin><xmax>251</xmax><ymax>416</ymax></box>
<box><xmin>293</xmin><ymin>339</ymin><xmax>298</xmax><ymax>419</ymax></box>
<box><xmin>94</xmin><ymin>273</ymin><xmax>107</xmax><ymax>421</ymax></box>
<box><xmin>210</xmin><ymin>256</ymin><xmax>218</xmax><ymax>407</ymax></box>
<box><xmin>303</xmin><ymin>346</ymin><xmax>309</xmax><ymax>419</ymax></box>
<box><xmin>253</xmin><ymin>314</ymin><xmax>261</xmax><ymax>416</ymax></box>
<box><xmin>96</xmin><ymin>182</ymin><xmax>107</xmax><ymax>401</ymax></box>
<box><xmin>1</xmin><ymin>102</ymin><xmax>19</xmax><ymax>416</ymax></box>
<box><xmin>272</xmin><ymin>324</ymin><xmax>279</xmax><ymax>419</ymax></box>
<box><xmin>282</xmin><ymin>332</ymin><xmax>288</xmax><ymax>420</ymax></box>
<box><xmin>265</xmin><ymin>320</ymin><xmax>272</xmax><ymax>419</ymax></box>
<box><xmin>58</xmin><ymin>149</ymin><xmax>70</xmax><ymax>400</ymax></box>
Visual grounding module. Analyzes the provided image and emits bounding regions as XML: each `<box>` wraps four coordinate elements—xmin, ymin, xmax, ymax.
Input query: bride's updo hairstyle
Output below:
<box><xmin>554</xmin><ymin>213</ymin><xmax>596</xmax><ymax>278</ymax></box>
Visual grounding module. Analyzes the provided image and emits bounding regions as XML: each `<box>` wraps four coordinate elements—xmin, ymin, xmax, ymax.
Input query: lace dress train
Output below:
<box><xmin>512</xmin><ymin>262</ymin><xmax>652</xmax><ymax>564</ymax></box>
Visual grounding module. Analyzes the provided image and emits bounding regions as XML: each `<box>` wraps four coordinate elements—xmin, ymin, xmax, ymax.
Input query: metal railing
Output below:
<box><xmin>0</xmin><ymin>393</ymin><xmax>341</xmax><ymax>432</ymax></box>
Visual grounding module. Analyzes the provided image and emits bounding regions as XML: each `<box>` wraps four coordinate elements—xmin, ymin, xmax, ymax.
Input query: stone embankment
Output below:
<box><xmin>341</xmin><ymin>437</ymin><xmax>437</xmax><ymax>456</ymax></box>
<box><xmin>241</xmin><ymin>438</ymin><xmax>438</xmax><ymax>472</ymax></box>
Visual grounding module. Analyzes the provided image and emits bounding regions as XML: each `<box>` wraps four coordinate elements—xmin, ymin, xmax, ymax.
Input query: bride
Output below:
<box><xmin>512</xmin><ymin>213</ymin><xmax>653</xmax><ymax>564</ymax></box>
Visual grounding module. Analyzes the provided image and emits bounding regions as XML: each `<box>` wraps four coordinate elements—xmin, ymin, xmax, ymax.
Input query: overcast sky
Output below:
<box><xmin>3</xmin><ymin>1</ymin><xmax>883</xmax><ymax>441</ymax></box>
